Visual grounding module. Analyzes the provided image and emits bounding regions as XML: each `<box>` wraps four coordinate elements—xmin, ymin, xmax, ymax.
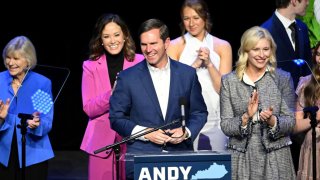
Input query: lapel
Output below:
<box><xmin>295</xmin><ymin>22</ymin><xmax>304</xmax><ymax>58</ymax></box>
<box><xmin>138</xmin><ymin>61</ymin><xmax>163</xmax><ymax>119</ymax></box>
<box><xmin>165</xmin><ymin>59</ymin><xmax>180</xmax><ymax>121</ymax></box>
<box><xmin>123</xmin><ymin>56</ymin><xmax>131</xmax><ymax>69</ymax></box>
<box><xmin>96</xmin><ymin>55</ymin><xmax>111</xmax><ymax>91</ymax></box>
<box><xmin>6</xmin><ymin>71</ymin><xmax>15</xmax><ymax>96</ymax></box>
<box><xmin>272</xmin><ymin>14</ymin><xmax>295</xmax><ymax>54</ymax></box>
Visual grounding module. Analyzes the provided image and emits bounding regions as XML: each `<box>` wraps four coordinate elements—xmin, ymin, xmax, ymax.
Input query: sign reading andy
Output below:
<box><xmin>134</xmin><ymin>152</ymin><xmax>231</xmax><ymax>180</ymax></box>
<box><xmin>138</xmin><ymin>166</ymin><xmax>192</xmax><ymax>180</ymax></box>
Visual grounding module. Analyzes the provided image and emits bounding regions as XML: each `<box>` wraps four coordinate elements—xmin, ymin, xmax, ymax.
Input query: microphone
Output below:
<box><xmin>18</xmin><ymin>113</ymin><xmax>34</xmax><ymax>120</ymax></box>
<box><xmin>179</xmin><ymin>97</ymin><xmax>186</xmax><ymax>134</ymax></box>
<box><xmin>303</xmin><ymin>106</ymin><xmax>319</xmax><ymax>119</ymax></box>
<box><xmin>303</xmin><ymin>106</ymin><xmax>319</xmax><ymax>113</ymax></box>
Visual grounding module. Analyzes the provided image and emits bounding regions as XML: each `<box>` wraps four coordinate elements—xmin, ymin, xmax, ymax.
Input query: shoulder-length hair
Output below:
<box><xmin>2</xmin><ymin>36</ymin><xmax>37</xmax><ymax>69</ymax></box>
<box><xmin>235</xmin><ymin>26</ymin><xmax>277</xmax><ymax>80</ymax></box>
<box><xmin>89</xmin><ymin>13</ymin><xmax>136</xmax><ymax>61</ymax></box>
<box><xmin>303</xmin><ymin>41</ymin><xmax>320</xmax><ymax>106</ymax></box>
<box><xmin>179</xmin><ymin>0</ymin><xmax>212</xmax><ymax>43</ymax></box>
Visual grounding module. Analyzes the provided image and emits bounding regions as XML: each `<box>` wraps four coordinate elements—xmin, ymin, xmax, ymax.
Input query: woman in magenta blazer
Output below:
<box><xmin>80</xmin><ymin>13</ymin><xmax>143</xmax><ymax>180</ymax></box>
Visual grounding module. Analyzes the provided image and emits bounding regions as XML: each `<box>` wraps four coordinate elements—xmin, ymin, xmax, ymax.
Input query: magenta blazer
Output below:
<box><xmin>80</xmin><ymin>53</ymin><xmax>144</xmax><ymax>157</ymax></box>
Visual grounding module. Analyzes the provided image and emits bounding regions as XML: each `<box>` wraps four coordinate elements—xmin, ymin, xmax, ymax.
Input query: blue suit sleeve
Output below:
<box><xmin>109</xmin><ymin>73</ymin><xmax>136</xmax><ymax>138</ymax></box>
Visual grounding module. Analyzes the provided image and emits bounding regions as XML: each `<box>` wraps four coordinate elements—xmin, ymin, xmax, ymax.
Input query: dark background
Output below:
<box><xmin>0</xmin><ymin>0</ymin><xmax>274</xmax><ymax>150</ymax></box>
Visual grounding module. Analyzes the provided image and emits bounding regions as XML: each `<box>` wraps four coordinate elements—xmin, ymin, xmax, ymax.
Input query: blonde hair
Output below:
<box><xmin>235</xmin><ymin>26</ymin><xmax>277</xmax><ymax>80</ymax></box>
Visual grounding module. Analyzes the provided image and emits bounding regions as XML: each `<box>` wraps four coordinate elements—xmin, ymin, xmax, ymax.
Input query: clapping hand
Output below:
<box><xmin>0</xmin><ymin>98</ymin><xmax>10</xmax><ymax>122</ymax></box>
<box><xmin>198</xmin><ymin>47</ymin><xmax>211</xmax><ymax>67</ymax></box>
<box><xmin>27</xmin><ymin>112</ymin><xmax>40</xmax><ymax>129</ymax></box>
<box><xmin>260</xmin><ymin>106</ymin><xmax>276</xmax><ymax>127</ymax></box>
<box><xmin>192</xmin><ymin>47</ymin><xmax>212</xmax><ymax>68</ymax></box>
<box><xmin>247</xmin><ymin>89</ymin><xmax>259</xmax><ymax>117</ymax></box>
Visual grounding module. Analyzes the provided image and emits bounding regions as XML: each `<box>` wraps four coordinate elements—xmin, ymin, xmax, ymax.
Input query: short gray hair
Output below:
<box><xmin>2</xmin><ymin>36</ymin><xmax>37</xmax><ymax>69</ymax></box>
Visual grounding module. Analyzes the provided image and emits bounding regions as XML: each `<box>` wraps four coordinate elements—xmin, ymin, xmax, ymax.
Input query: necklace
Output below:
<box><xmin>12</xmin><ymin>79</ymin><xmax>22</xmax><ymax>87</ymax></box>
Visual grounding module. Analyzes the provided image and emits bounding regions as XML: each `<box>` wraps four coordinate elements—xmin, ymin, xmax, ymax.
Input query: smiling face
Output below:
<box><xmin>101</xmin><ymin>22</ymin><xmax>125</xmax><ymax>55</ymax></box>
<box><xmin>5</xmin><ymin>51</ymin><xmax>29</xmax><ymax>80</ymax></box>
<box><xmin>182</xmin><ymin>6</ymin><xmax>206</xmax><ymax>40</ymax></box>
<box><xmin>140</xmin><ymin>28</ymin><xmax>169</xmax><ymax>68</ymax></box>
<box><xmin>247</xmin><ymin>38</ymin><xmax>271</xmax><ymax>72</ymax></box>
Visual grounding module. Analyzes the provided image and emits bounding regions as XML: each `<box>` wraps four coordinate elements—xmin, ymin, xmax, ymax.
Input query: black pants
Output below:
<box><xmin>0</xmin><ymin>130</ymin><xmax>48</xmax><ymax>180</ymax></box>
<box><xmin>0</xmin><ymin>160</ymin><xmax>48</xmax><ymax>180</ymax></box>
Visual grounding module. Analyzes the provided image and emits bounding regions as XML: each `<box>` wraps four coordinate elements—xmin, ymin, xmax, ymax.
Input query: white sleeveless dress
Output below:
<box><xmin>179</xmin><ymin>32</ymin><xmax>228</xmax><ymax>151</ymax></box>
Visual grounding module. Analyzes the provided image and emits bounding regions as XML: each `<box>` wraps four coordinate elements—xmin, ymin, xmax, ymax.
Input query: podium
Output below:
<box><xmin>123</xmin><ymin>151</ymin><xmax>231</xmax><ymax>180</ymax></box>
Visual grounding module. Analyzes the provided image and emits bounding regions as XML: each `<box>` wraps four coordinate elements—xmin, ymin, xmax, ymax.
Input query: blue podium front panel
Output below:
<box><xmin>132</xmin><ymin>151</ymin><xmax>231</xmax><ymax>180</ymax></box>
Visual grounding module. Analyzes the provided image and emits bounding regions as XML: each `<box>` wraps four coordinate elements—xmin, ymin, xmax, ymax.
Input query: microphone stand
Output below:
<box><xmin>11</xmin><ymin>64</ymin><xmax>68</xmax><ymax>180</ymax></box>
<box><xmin>303</xmin><ymin>106</ymin><xmax>318</xmax><ymax>180</ymax></box>
<box><xmin>17</xmin><ymin>114</ymin><xmax>30</xmax><ymax>180</ymax></box>
<box><xmin>94</xmin><ymin>119</ymin><xmax>180</xmax><ymax>180</ymax></box>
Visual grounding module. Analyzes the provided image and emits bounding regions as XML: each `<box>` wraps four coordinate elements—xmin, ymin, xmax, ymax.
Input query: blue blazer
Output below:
<box><xmin>109</xmin><ymin>59</ymin><xmax>208</xmax><ymax>153</ymax></box>
<box><xmin>261</xmin><ymin>13</ymin><xmax>312</xmax><ymax>87</ymax></box>
<box><xmin>0</xmin><ymin>71</ymin><xmax>54</xmax><ymax>167</ymax></box>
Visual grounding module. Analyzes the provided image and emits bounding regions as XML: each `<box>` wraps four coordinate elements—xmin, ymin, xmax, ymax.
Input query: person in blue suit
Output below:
<box><xmin>109</xmin><ymin>18</ymin><xmax>208</xmax><ymax>179</ymax></box>
<box><xmin>0</xmin><ymin>36</ymin><xmax>54</xmax><ymax>180</ymax></box>
<box><xmin>261</xmin><ymin>0</ymin><xmax>312</xmax><ymax>173</ymax></box>
<box><xmin>261</xmin><ymin>0</ymin><xmax>312</xmax><ymax>88</ymax></box>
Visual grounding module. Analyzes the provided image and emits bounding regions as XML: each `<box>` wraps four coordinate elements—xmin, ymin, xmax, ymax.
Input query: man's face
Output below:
<box><xmin>140</xmin><ymin>28</ymin><xmax>169</xmax><ymax>68</ymax></box>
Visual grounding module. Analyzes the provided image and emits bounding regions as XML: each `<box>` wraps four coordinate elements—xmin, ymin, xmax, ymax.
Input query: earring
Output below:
<box><xmin>101</xmin><ymin>43</ymin><xmax>104</xmax><ymax>46</ymax></box>
<box><xmin>123</xmin><ymin>39</ymin><xmax>125</xmax><ymax>42</ymax></box>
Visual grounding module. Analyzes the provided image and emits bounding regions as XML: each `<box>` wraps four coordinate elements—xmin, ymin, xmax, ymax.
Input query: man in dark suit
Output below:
<box><xmin>261</xmin><ymin>0</ymin><xmax>312</xmax><ymax>173</ymax></box>
<box><xmin>109</xmin><ymin>18</ymin><xmax>208</xmax><ymax>179</ymax></box>
<box><xmin>261</xmin><ymin>0</ymin><xmax>312</xmax><ymax>88</ymax></box>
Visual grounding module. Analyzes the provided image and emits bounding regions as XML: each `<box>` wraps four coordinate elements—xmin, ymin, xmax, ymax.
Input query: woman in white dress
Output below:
<box><xmin>167</xmin><ymin>0</ymin><xmax>232</xmax><ymax>151</ymax></box>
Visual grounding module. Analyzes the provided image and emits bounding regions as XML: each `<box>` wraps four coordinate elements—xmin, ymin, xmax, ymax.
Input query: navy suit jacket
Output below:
<box><xmin>109</xmin><ymin>58</ymin><xmax>208</xmax><ymax>153</ymax></box>
<box><xmin>261</xmin><ymin>13</ymin><xmax>312</xmax><ymax>88</ymax></box>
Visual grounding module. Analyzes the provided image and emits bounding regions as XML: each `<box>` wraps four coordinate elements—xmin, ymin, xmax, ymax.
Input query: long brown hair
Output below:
<box><xmin>303</xmin><ymin>41</ymin><xmax>320</xmax><ymax>106</ymax></box>
<box><xmin>88</xmin><ymin>13</ymin><xmax>136</xmax><ymax>61</ymax></box>
<box><xmin>179</xmin><ymin>0</ymin><xmax>212</xmax><ymax>43</ymax></box>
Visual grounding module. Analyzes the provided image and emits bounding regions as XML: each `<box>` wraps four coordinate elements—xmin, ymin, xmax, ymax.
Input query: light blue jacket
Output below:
<box><xmin>0</xmin><ymin>71</ymin><xmax>54</xmax><ymax>167</ymax></box>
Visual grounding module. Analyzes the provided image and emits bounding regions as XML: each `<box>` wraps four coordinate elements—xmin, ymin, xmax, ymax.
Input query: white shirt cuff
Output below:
<box><xmin>132</xmin><ymin>125</ymin><xmax>149</xmax><ymax>141</ymax></box>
